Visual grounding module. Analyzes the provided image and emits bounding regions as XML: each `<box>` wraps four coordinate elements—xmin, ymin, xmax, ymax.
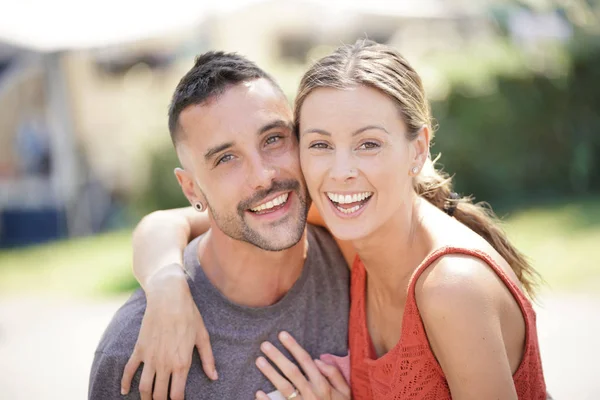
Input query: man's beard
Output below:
<box><xmin>207</xmin><ymin>179</ymin><xmax>309</xmax><ymax>251</ymax></box>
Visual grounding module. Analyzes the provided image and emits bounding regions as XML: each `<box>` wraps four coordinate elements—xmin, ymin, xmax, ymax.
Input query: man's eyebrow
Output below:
<box><xmin>258</xmin><ymin>120</ymin><xmax>294</xmax><ymax>135</ymax></box>
<box><xmin>301</xmin><ymin>125</ymin><xmax>390</xmax><ymax>136</ymax></box>
<box><xmin>204</xmin><ymin>142</ymin><xmax>234</xmax><ymax>161</ymax></box>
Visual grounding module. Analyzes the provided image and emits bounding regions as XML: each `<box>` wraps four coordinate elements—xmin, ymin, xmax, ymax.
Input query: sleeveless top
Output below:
<box><xmin>349</xmin><ymin>246</ymin><xmax>547</xmax><ymax>399</ymax></box>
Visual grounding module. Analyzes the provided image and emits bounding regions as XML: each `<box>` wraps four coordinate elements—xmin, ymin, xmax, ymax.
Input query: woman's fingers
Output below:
<box><xmin>315</xmin><ymin>359</ymin><xmax>351</xmax><ymax>398</ymax></box>
<box><xmin>255</xmin><ymin>356</ymin><xmax>301</xmax><ymax>399</ymax></box>
<box><xmin>121</xmin><ymin>349</ymin><xmax>141</xmax><ymax>394</ymax></box>
<box><xmin>257</xmin><ymin>334</ymin><xmax>349</xmax><ymax>400</ymax></box>
<box><xmin>278</xmin><ymin>332</ymin><xmax>323</xmax><ymax>386</ymax></box>
<box><xmin>195</xmin><ymin>319</ymin><xmax>218</xmax><ymax>380</ymax></box>
<box><xmin>255</xmin><ymin>390</ymin><xmax>274</xmax><ymax>400</ymax></box>
<box><xmin>169</xmin><ymin>367</ymin><xmax>189</xmax><ymax>400</ymax></box>
<box><xmin>152</xmin><ymin>368</ymin><xmax>170</xmax><ymax>400</ymax></box>
<box><xmin>260</xmin><ymin>341</ymin><xmax>312</xmax><ymax>394</ymax></box>
<box><xmin>138</xmin><ymin>364</ymin><xmax>156</xmax><ymax>400</ymax></box>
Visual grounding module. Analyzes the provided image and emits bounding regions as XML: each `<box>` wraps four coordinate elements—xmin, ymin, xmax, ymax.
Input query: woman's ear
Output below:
<box><xmin>411</xmin><ymin>125</ymin><xmax>430</xmax><ymax>165</ymax></box>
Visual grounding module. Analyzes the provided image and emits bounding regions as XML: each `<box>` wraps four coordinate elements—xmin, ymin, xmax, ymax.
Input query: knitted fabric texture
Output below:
<box><xmin>349</xmin><ymin>247</ymin><xmax>547</xmax><ymax>400</ymax></box>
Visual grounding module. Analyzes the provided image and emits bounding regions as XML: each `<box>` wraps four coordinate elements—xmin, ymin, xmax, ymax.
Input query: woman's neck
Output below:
<box><xmin>353</xmin><ymin>196</ymin><xmax>435</xmax><ymax>298</ymax></box>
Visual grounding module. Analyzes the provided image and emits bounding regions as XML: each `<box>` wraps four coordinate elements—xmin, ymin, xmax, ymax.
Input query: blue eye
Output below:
<box><xmin>358</xmin><ymin>141</ymin><xmax>380</xmax><ymax>150</ymax></box>
<box><xmin>265</xmin><ymin>135</ymin><xmax>283</xmax><ymax>145</ymax></box>
<box><xmin>216</xmin><ymin>154</ymin><xmax>234</xmax><ymax>165</ymax></box>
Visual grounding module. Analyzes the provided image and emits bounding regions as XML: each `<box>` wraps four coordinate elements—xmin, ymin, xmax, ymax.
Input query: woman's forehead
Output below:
<box><xmin>298</xmin><ymin>86</ymin><xmax>404</xmax><ymax>134</ymax></box>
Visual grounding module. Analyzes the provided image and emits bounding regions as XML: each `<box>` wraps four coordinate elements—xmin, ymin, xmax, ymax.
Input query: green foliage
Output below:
<box><xmin>135</xmin><ymin>145</ymin><xmax>189</xmax><ymax>215</ymax></box>
<box><xmin>137</xmin><ymin>37</ymin><xmax>600</xmax><ymax>212</ymax></box>
<box><xmin>431</xmin><ymin>42</ymin><xmax>600</xmax><ymax>204</ymax></box>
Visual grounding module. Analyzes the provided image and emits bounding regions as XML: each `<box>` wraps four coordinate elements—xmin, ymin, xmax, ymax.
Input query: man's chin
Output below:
<box><xmin>246</xmin><ymin>234</ymin><xmax>304</xmax><ymax>252</ymax></box>
<box><xmin>243</xmin><ymin>224</ymin><xmax>305</xmax><ymax>252</ymax></box>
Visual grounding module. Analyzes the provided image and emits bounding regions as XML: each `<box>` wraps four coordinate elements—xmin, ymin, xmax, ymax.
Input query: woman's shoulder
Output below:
<box><xmin>414</xmin><ymin>249</ymin><xmax>500</xmax><ymax>312</ymax></box>
<box><xmin>413</xmin><ymin>243</ymin><xmax>522</xmax><ymax>324</ymax></box>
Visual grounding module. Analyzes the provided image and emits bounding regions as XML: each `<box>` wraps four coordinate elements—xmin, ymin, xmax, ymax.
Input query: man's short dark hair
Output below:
<box><xmin>168</xmin><ymin>51</ymin><xmax>282</xmax><ymax>144</ymax></box>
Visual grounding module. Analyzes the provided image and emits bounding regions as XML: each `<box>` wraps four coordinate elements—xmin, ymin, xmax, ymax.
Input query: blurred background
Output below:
<box><xmin>0</xmin><ymin>0</ymin><xmax>598</xmax><ymax>398</ymax></box>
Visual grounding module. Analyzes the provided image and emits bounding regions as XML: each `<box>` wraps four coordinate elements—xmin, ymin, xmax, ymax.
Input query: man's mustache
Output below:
<box><xmin>238</xmin><ymin>179</ymin><xmax>301</xmax><ymax>214</ymax></box>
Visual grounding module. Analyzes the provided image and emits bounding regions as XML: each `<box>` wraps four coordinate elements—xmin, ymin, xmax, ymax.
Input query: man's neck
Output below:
<box><xmin>196</xmin><ymin>225</ymin><xmax>308</xmax><ymax>308</ymax></box>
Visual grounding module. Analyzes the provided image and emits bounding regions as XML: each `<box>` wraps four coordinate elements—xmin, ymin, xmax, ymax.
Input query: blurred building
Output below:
<box><xmin>0</xmin><ymin>0</ymin><xmax>494</xmax><ymax>246</ymax></box>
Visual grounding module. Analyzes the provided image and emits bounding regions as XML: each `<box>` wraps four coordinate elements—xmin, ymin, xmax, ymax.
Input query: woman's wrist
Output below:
<box><xmin>144</xmin><ymin>263</ymin><xmax>188</xmax><ymax>295</ymax></box>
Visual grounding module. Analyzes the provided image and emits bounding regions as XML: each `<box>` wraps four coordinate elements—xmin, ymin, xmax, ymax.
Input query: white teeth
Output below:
<box><xmin>326</xmin><ymin>192</ymin><xmax>373</xmax><ymax>204</ymax></box>
<box><xmin>336</xmin><ymin>205</ymin><xmax>360</xmax><ymax>214</ymax></box>
<box><xmin>250</xmin><ymin>193</ymin><xmax>289</xmax><ymax>212</ymax></box>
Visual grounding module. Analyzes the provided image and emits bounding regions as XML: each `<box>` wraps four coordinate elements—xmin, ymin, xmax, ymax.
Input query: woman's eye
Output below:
<box><xmin>358</xmin><ymin>141</ymin><xmax>380</xmax><ymax>150</ymax></box>
<box><xmin>309</xmin><ymin>142</ymin><xmax>330</xmax><ymax>149</ymax></box>
<box><xmin>216</xmin><ymin>154</ymin><xmax>234</xmax><ymax>165</ymax></box>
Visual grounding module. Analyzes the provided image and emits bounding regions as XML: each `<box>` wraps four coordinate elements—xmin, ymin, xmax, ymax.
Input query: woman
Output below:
<box><xmin>123</xmin><ymin>40</ymin><xmax>546</xmax><ymax>399</ymax></box>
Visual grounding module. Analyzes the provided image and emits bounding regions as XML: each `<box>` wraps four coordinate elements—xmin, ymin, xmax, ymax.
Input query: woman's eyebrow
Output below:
<box><xmin>301</xmin><ymin>125</ymin><xmax>389</xmax><ymax>136</ymax></box>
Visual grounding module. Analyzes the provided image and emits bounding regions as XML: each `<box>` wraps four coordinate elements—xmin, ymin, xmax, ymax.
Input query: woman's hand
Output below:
<box><xmin>120</xmin><ymin>264</ymin><xmax>218</xmax><ymax>400</ymax></box>
<box><xmin>255</xmin><ymin>331</ymin><xmax>350</xmax><ymax>400</ymax></box>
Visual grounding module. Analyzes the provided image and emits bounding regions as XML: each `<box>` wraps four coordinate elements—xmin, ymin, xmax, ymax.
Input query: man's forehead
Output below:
<box><xmin>179</xmin><ymin>80</ymin><xmax>290</xmax><ymax>132</ymax></box>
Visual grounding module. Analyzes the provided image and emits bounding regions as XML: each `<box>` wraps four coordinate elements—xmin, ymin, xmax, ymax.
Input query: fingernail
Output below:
<box><xmin>279</xmin><ymin>331</ymin><xmax>290</xmax><ymax>341</ymax></box>
<box><xmin>210</xmin><ymin>369</ymin><xmax>219</xmax><ymax>380</ymax></box>
<box><xmin>256</xmin><ymin>356</ymin><xmax>268</xmax><ymax>367</ymax></box>
<box><xmin>120</xmin><ymin>387</ymin><xmax>126</xmax><ymax>395</ymax></box>
<box><xmin>314</xmin><ymin>359</ymin><xmax>324</xmax><ymax>366</ymax></box>
<box><xmin>261</xmin><ymin>341</ymin><xmax>272</xmax><ymax>351</ymax></box>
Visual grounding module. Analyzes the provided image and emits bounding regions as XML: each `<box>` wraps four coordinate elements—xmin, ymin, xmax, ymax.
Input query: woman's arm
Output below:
<box><xmin>122</xmin><ymin>207</ymin><xmax>216</xmax><ymax>400</ymax></box>
<box><xmin>132</xmin><ymin>205</ymin><xmax>355</xmax><ymax>287</ymax></box>
<box><xmin>416</xmin><ymin>256</ymin><xmax>520</xmax><ymax>400</ymax></box>
<box><xmin>122</xmin><ymin>204</ymin><xmax>355</xmax><ymax>399</ymax></box>
<box><xmin>132</xmin><ymin>206</ymin><xmax>209</xmax><ymax>290</ymax></box>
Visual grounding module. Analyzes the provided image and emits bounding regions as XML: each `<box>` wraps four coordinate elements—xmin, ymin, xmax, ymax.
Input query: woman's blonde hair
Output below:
<box><xmin>294</xmin><ymin>39</ymin><xmax>540</xmax><ymax>297</ymax></box>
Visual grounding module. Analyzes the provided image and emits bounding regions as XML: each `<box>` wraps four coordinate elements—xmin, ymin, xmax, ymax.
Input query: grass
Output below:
<box><xmin>1</xmin><ymin>197</ymin><xmax>599</xmax><ymax>298</ymax></box>
<box><xmin>0</xmin><ymin>230</ymin><xmax>139</xmax><ymax>298</ymax></box>
<box><xmin>501</xmin><ymin>196</ymin><xmax>600</xmax><ymax>295</ymax></box>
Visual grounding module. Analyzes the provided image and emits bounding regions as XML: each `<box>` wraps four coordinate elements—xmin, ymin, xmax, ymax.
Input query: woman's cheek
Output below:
<box><xmin>300</xmin><ymin>155</ymin><xmax>324</xmax><ymax>193</ymax></box>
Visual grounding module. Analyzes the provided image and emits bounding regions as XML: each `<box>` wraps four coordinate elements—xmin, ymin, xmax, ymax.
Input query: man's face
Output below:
<box><xmin>176</xmin><ymin>78</ymin><xmax>308</xmax><ymax>251</ymax></box>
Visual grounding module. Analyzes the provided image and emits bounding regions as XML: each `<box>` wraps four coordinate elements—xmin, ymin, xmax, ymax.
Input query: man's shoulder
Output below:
<box><xmin>94</xmin><ymin>289</ymin><xmax>147</xmax><ymax>359</ymax></box>
<box><xmin>89</xmin><ymin>290</ymin><xmax>147</xmax><ymax>399</ymax></box>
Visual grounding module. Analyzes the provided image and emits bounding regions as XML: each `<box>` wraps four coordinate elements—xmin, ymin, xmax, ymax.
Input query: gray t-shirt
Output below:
<box><xmin>89</xmin><ymin>225</ymin><xmax>349</xmax><ymax>399</ymax></box>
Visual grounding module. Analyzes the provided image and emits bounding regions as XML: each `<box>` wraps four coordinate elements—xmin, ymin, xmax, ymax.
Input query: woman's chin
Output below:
<box><xmin>325</xmin><ymin>218</ymin><xmax>372</xmax><ymax>242</ymax></box>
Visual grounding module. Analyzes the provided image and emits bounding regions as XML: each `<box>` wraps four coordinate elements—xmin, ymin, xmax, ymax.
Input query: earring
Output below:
<box><xmin>194</xmin><ymin>202</ymin><xmax>204</xmax><ymax>212</ymax></box>
<box><xmin>411</xmin><ymin>166</ymin><xmax>419</xmax><ymax>175</ymax></box>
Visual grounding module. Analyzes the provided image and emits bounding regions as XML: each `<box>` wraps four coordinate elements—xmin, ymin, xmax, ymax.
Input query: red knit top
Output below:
<box><xmin>349</xmin><ymin>247</ymin><xmax>547</xmax><ymax>399</ymax></box>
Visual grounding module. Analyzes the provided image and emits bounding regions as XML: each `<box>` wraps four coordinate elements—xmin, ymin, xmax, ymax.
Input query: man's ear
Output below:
<box><xmin>174</xmin><ymin>168</ymin><xmax>205</xmax><ymax>206</ymax></box>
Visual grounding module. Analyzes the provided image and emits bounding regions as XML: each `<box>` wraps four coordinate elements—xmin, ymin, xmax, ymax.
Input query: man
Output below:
<box><xmin>89</xmin><ymin>52</ymin><xmax>349</xmax><ymax>400</ymax></box>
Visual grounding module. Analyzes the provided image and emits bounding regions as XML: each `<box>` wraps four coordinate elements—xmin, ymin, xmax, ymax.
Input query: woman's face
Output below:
<box><xmin>299</xmin><ymin>85</ymin><xmax>427</xmax><ymax>241</ymax></box>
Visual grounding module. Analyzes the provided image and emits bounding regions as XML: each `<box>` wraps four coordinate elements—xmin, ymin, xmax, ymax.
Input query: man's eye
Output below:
<box><xmin>358</xmin><ymin>141</ymin><xmax>380</xmax><ymax>150</ymax></box>
<box><xmin>216</xmin><ymin>154</ymin><xmax>234</xmax><ymax>165</ymax></box>
<box><xmin>265</xmin><ymin>135</ymin><xmax>283</xmax><ymax>145</ymax></box>
<box><xmin>309</xmin><ymin>142</ymin><xmax>330</xmax><ymax>149</ymax></box>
